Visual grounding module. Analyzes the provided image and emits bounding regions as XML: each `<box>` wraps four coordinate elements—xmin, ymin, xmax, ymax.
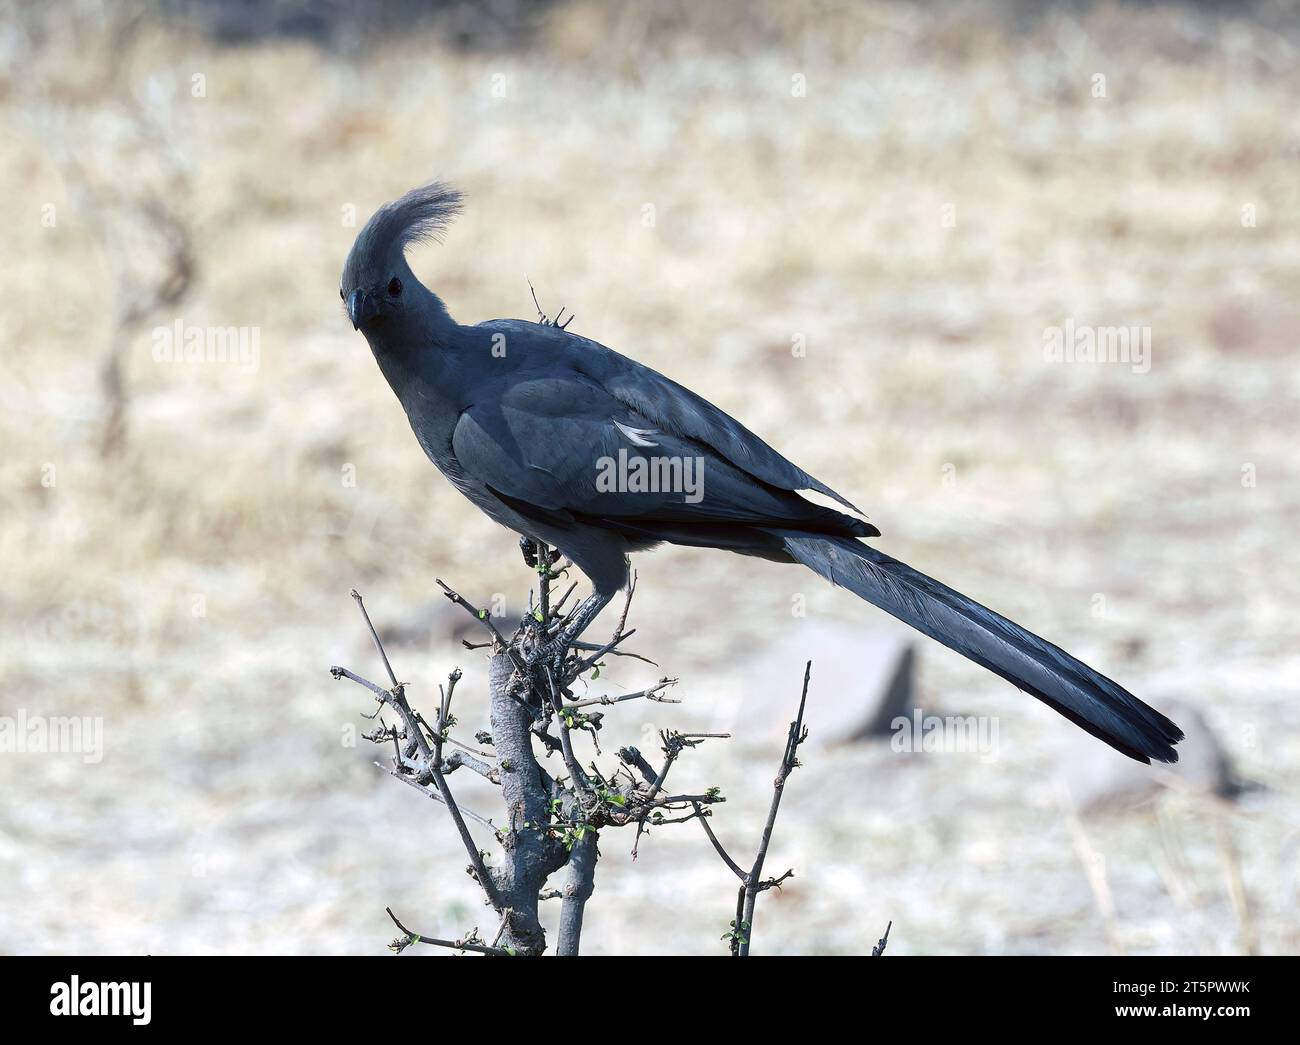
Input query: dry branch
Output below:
<box><xmin>331</xmin><ymin>547</ymin><xmax>887</xmax><ymax>954</ymax></box>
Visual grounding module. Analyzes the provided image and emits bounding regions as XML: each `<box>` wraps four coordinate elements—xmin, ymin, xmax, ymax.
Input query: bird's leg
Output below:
<box><xmin>555</xmin><ymin>591</ymin><xmax>612</xmax><ymax>647</ymax></box>
<box><xmin>522</xmin><ymin>539</ymin><xmax>570</xmax><ymax>644</ymax></box>
<box><xmin>526</xmin><ymin>591</ymin><xmax>613</xmax><ymax>671</ymax></box>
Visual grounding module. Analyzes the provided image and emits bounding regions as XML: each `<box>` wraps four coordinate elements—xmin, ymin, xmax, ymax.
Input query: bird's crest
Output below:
<box><xmin>346</xmin><ymin>181</ymin><xmax>464</xmax><ymax>281</ymax></box>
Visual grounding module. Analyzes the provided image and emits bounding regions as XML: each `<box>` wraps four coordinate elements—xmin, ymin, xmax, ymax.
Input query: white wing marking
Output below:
<box><xmin>613</xmin><ymin>420</ymin><xmax>660</xmax><ymax>447</ymax></box>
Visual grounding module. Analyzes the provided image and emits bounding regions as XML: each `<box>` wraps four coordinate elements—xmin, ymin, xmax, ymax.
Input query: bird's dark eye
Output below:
<box><xmin>388</xmin><ymin>277</ymin><xmax>402</xmax><ymax>297</ymax></box>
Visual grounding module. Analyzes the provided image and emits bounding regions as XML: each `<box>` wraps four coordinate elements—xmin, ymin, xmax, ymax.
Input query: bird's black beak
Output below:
<box><xmin>347</xmin><ymin>288</ymin><xmax>379</xmax><ymax>330</ymax></box>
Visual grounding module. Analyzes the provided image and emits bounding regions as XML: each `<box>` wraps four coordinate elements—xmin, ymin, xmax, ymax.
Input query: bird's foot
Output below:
<box><xmin>523</xmin><ymin>639</ymin><xmax>565</xmax><ymax>672</ymax></box>
<box><xmin>522</xmin><ymin>636</ymin><xmax>575</xmax><ymax>689</ymax></box>
<box><xmin>519</xmin><ymin>536</ymin><xmax>538</xmax><ymax>569</ymax></box>
<box><xmin>522</xmin><ymin>591</ymin><xmax>612</xmax><ymax>678</ymax></box>
<box><xmin>519</xmin><ymin>537</ymin><xmax>562</xmax><ymax>572</ymax></box>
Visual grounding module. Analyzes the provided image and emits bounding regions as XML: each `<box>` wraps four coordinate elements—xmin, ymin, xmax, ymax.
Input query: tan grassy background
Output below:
<box><xmin>1</xmin><ymin>0</ymin><xmax>1298</xmax><ymax>955</ymax></box>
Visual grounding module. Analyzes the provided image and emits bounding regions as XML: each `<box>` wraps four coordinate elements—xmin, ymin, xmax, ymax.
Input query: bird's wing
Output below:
<box><xmin>574</xmin><ymin>338</ymin><xmax>865</xmax><ymax>515</ymax></box>
<box><xmin>477</xmin><ymin>320</ymin><xmax>866</xmax><ymax>517</ymax></box>
<box><xmin>450</xmin><ymin>372</ymin><xmax>871</xmax><ymax>532</ymax></box>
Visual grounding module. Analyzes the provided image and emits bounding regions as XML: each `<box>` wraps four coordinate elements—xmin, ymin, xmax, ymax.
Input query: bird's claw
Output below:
<box><xmin>519</xmin><ymin>537</ymin><xmax>562</xmax><ymax>571</ymax></box>
<box><xmin>523</xmin><ymin>639</ymin><xmax>567</xmax><ymax>678</ymax></box>
<box><xmin>519</xmin><ymin>536</ymin><xmax>538</xmax><ymax>569</ymax></box>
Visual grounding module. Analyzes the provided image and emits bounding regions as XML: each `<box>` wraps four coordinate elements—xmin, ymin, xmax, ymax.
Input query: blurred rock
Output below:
<box><xmin>1058</xmin><ymin>699</ymin><xmax>1252</xmax><ymax>812</ymax></box>
<box><xmin>741</xmin><ymin>623</ymin><xmax>916</xmax><ymax>748</ymax></box>
<box><xmin>160</xmin><ymin>0</ymin><xmax>549</xmax><ymax>50</ymax></box>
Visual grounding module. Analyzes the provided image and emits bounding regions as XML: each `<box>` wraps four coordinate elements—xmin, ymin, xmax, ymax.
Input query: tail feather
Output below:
<box><xmin>773</xmin><ymin>532</ymin><xmax>1183</xmax><ymax>764</ymax></box>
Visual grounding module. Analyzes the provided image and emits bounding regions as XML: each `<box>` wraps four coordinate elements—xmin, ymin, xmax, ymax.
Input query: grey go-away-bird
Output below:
<box><xmin>341</xmin><ymin>182</ymin><xmax>1183</xmax><ymax>765</ymax></box>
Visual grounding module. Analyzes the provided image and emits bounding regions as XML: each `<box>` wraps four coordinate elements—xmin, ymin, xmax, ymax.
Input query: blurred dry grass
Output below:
<box><xmin>1</xmin><ymin>0</ymin><xmax>1298</xmax><ymax>954</ymax></box>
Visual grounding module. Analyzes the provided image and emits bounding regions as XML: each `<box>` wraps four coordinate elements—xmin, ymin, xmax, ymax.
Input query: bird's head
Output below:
<box><xmin>340</xmin><ymin>181</ymin><xmax>463</xmax><ymax>337</ymax></box>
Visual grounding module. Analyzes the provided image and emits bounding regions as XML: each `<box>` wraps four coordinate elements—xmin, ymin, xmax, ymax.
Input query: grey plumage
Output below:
<box><xmin>341</xmin><ymin>181</ymin><xmax>1183</xmax><ymax>765</ymax></box>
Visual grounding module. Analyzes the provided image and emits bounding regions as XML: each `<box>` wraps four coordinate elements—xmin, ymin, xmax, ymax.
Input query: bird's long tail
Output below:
<box><xmin>771</xmin><ymin>532</ymin><xmax>1182</xmax><ymax>764</ymax></box>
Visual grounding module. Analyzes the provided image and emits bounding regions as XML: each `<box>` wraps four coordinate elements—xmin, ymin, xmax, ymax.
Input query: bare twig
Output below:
<box><xmin>386</xmin><ymin>907</ymin><xmax>509</xmax><ymax>957</ymax></box>
<box><xmin>631</xmin><ymin>731</ymin><xmax>689</xmax><ymax>858</ymax></box>
<box><xmin>613</xmin><ymin>571</ymin><xmax>637</xmax><ymax>637</ymax></box>
<box><xmin>378</xmin><ymin>764</ymin><xmax>500</xmax><ymax>832</ymax></box>
<box><xmin>569</xmin><ymin>639</ymin><xmax>658</xmax><ymax>666</ymax></box>
<box><xmin>339</xmin><ymin>592</ymin><xmax>501</xmax><ymax>910</ymax></box>
<box><xmin>436</xmin><ymin>579</ymin><xmax>526</xmax><ymax>671</ymax></box>
<box><xmin>443</xmin><ymin>749</ymin><xmax>501</xmax><ymax>784</ymax></box>
<box><xmin>694</xmin><ymin>803</ymin><xmax>746</xmax><ymax>880</ymax></box>
<box><xmin>710</xmin><ymin>661</ymin><xmax>812</xmax><ymax>957</ymax></box>
<box><xmin>564</xmin><ymin>678</ymin><xmax>679</xmax><ymax>710</ymax></box>
<box><xmin>572</xmin><ymin>629</ymin><xmax>639</xmax><ymax>676</ymax></box>
<box><xmin>873</xmin><ymin>921</ymin><xmax>892</xmax><ymax>956</ymax></box>
<box><xmin>528</xmin><ymin>279</ymin><xmax>549</xmax><ymax>324</ymax></box>
<box><xmin>350</xmin><ymin>589</ymin><xmax>398</xmax><ymax>688</ymax></box>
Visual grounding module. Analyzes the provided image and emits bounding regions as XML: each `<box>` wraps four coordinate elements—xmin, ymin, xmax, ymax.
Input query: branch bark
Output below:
<box><xmin>557</xmin><ymin>827</ymin><xmax>598</xmax><ymax>956</ymax></box>
<box><xmin>483</xmin><ymin>651</ymin><xmax>572</xmax><ymax>954</ymax></box>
